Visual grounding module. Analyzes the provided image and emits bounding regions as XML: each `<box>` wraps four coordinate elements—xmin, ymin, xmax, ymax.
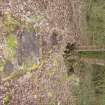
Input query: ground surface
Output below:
<box><xmin>0</xmin><ymin>0</ymin><xmax>105</xmax><ymax>105</ymax></box>
<box><xmin>0</xmin><ymin>0</ymin><xmax>81</xmax><ymax>105</ymax></box>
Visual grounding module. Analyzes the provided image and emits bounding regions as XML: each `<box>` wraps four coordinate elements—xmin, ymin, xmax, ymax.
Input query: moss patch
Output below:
<box><xmin>7</xmin><ymin>34</ymin><xmax>17</xmax><ymax>49</ymax></box>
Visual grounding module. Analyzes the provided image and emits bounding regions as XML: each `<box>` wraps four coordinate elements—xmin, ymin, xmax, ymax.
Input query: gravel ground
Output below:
<box><xmin>0</xmin><ymin>0</ymin><xmax>81</xmax><ymax>105</ymax></box>
<box><xmin>0</xmin><ymin>53</ymin><xmax>79</xmax><ymax>105</ymax></box>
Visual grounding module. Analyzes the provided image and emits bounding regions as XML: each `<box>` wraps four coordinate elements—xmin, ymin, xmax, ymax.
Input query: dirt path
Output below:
<box><xmin>78</xmin><ymin>45</ymin><xmax>105</xmax><ymax>51</ymax></box>
<box><xmin>80</xmin><ymin>57</ymin><xmax>105</xmax><ymax>66</ymax></box>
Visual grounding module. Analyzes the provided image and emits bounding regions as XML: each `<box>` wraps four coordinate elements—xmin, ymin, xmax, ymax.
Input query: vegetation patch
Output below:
<box><xmin>63</xmin><ymin>42</ymin><xmax>79</xmax><ymax>76</ymax></box>
<box><xmin>84</xmin><ymin>0</ymin><xmax>105</xmax><ymax>45</ymax></box>
<box><xmin>3</xmin><ymin>13</ymin><xmax>20</xmax><ymax>33</ymax></box>
<box><xmin>92</xmin><ymin>64</ymin><xmax>105</xmax><ymax>105</ymax></box>
<box><xmin>2</xmin><ymin>60</ymin><xmax>44</xmax><ymax>82</ymax></box>
<box><xmin>7</xmin><ymin>34</ymin><xmax>17</xmax><ymax>49</ymax></box>
<box><xmin>3</xmin><ymin>95</ymin><xmax>11</xmax><ymax>105</ymax></box>
<box><xmin>78</xmin><ymin>62</ymin><xmax>95</xmax><ymax>105</ymax></box>
<box><xmin>79</xmin><ymin>51</ymin><xmax>105</xmax><ymax>59</ymax></box>
<box><xmin>6</xmin><ymin>34</ymin><xmax>17</xmax><ymax>59</ymax></box>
